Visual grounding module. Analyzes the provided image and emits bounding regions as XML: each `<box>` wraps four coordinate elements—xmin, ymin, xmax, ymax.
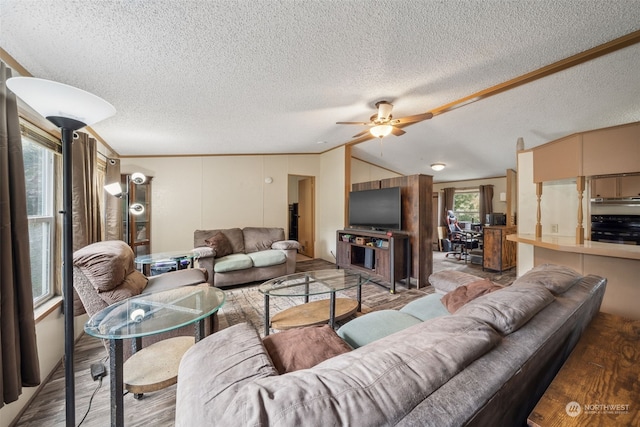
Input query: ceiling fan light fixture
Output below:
<box><xmin>431</xmin><ymin>163</ymin><xmax>446</xmax><ymax>171</ymax></box>
<box><xmin>370</xmin><ymin>124</ymin><xmax>393</xmax><ymax>138</ymax></box>
<box><xmin>376</xmin><ymin>101</ymin><xmax>393</xmax><ymax>121</ymax></box>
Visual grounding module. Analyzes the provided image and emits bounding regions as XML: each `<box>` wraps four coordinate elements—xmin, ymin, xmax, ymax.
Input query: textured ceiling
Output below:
<box><xmin>2</xmin><ymin>0</ymin><xmax>640</xmax><ymax>182</ymax></box>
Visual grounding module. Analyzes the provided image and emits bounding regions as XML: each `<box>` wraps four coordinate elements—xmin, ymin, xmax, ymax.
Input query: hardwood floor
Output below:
<box><xmin>14</xmin><ymin>253</ymin><xmax>515</xmax><ymax>426</ymax></box>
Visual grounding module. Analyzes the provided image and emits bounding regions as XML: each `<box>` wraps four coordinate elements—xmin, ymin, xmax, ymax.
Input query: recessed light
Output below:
<box><xmin>316</xmin><ymin>140</ymin><xmax>328</xmax><ymax>144</ymax></box>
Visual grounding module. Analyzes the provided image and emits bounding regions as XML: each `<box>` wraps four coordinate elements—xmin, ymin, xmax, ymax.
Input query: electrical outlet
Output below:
<box><xmin>551</xmin><ymin>224</ymin><xmax>559</xmax><ymax>233</ymax></box>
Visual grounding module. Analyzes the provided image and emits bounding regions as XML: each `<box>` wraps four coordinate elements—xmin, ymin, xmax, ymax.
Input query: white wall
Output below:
<box><xmin>517</xmin><ymin>150</ymin><xmax>536</xmax><ymax>274</ymax></box>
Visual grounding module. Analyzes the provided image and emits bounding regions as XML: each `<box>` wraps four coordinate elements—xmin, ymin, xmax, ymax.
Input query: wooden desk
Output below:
<box><xmin>527</xmin><ymin>312</ymin><xmax>640</xmax><ymax>427</ymax></box>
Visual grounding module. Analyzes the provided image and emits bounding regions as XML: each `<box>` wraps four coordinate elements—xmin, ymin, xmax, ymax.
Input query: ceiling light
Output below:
<box><xmin>370</xmin><ymin>124</ymin><xmax>393</xmax><ymax>138</ymax></box>
<box><xmin>431</xmin><ymin>163</ymin><xmax>446</xmax><ymax>171</ymax></box>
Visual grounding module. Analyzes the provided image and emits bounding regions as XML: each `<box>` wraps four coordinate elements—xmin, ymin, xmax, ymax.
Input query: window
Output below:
<box><xmin>22</xmin><ymin>133</ymin><xmax>56</xmax><ymax>307</ymax></box>
<box><xmin>453</xmin><ymin>190</ymin><xmax>480</xmax><ymax>223</ymax></box>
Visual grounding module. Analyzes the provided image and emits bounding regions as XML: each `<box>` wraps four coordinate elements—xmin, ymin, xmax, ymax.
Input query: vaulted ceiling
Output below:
<box><xmin>2</xmin><ymin>1</ymin><xmax>640</xmax><ymax>182</ymax></box>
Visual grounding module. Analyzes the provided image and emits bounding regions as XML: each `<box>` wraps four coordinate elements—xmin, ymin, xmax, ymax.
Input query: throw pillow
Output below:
<box><xmin>513</xmin><ymin>264</ymin><xmax>583</xmax><ymax>294</ymax></box>
<box><xmin>428</xmin><ymin>270</ymin><xmax>484</xmax><ymax>294</ymax></box>
<box><xmin>454</xmin><ymin>282</ymin><xmax>555</xmax><ymax>335</ymax></box>
<box><xmin>441</xmin><ymin>279</ymin><xmax>503</xmax><ymax>313</ymax></box>
<box><xmin>262</xmin><ymin>325</ymin><xmax>352</xmax><ymax>374</ymax></box>
<box><xmin>204</xmin><ymin>232</ymin><xmax>234</xmax><ymax>258</ymax></box>
<box><xmin>97</xmin><ymin>270</ymin><xmax>148</xmax><ymax>306</ymax></box>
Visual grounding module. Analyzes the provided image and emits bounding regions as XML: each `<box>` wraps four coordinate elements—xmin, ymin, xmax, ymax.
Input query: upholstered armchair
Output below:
<box><xmin>73</xmin><ymin>240</ymin><xmax>216</xmax><ymax>360</ymax></box>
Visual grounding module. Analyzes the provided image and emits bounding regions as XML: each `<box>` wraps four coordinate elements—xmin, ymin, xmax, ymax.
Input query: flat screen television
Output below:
<box><xmin>348</xmin><ymin>187</ymin><xmax>402</xmax><ymax>231</ymax></box>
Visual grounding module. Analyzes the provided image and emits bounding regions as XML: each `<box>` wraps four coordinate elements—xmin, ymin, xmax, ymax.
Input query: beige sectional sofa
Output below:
<box><xmin>175</xmin><ymin>265</ymin><xmax>606</xmax><ymax>426</ymax></box>
<box><xmin>193</xmin><ymin>227</ymin><xmax>299</xmax><ymax>287</ymax></box>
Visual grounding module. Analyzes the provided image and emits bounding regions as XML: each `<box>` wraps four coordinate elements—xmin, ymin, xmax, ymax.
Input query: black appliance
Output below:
<box><xmin>590</xmin><ymin>214</ymin><xmax>640</xmax><ymax>245</ymax></box>
<box><xmin>486</xmin><ymin>213</ymin><xmax>506</xmax><ymax>226</ymax></box>
<box><xmin>288</xmin><ymin>203</ymin><xmax>298</xmax><ymax>240</ymax></box>
<box><xmin>348</xmin><ymin>187</ymin><xmax>402</xmax><ymax>231</ymax></box>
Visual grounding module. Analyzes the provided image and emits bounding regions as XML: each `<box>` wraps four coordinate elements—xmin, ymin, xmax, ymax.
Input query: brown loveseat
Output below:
<box><xmin>193</xmin><ymin>227</ymin><xmax>299</xmax><ymax>288</ymax></box>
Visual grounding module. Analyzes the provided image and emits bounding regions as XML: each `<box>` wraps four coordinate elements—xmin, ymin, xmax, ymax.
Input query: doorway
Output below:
<box><xmin>288</xmin><ymin>175</ymin><xmax>315</xmax><ymax>258</ymax></box>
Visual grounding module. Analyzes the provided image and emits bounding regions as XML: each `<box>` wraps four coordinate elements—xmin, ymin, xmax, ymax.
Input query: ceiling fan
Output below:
<box><xmin>336</xmin><ymin>100</ymin><xmax>433</xmax><ymax>139</ymax></box>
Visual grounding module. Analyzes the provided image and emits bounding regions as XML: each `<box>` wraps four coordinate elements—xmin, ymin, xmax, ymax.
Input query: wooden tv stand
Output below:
<box><xmin>336</xmin><ymin>229</ymin><xmax>410</xmax><ymax>293</ymax></box>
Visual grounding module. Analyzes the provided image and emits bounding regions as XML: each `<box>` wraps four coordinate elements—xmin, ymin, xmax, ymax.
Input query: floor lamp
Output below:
<box><xmin>7</xmin><ymin>77</ymin><xmax>115</xmax><ymax>426</ymax></box>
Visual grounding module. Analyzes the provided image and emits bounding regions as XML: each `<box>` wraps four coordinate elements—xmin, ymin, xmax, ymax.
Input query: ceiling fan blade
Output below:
<box><xmin>336</xmin><ymin>121</ymin><xmax>372</xmax><ymax>125</ymax></box>
<box><xmin>352</xmin><ymin>129</ymin><xmax>371</xmax><ymax>138</ymax></box>
<box><xmin>392</xmin><ymin>112</ymin><xmax>434</xmax><ymax>125</ymax></box>
<box><xmin>390</xmin><ymin>126</ymin><xmax>406</xmax><ymax>136</ymax></box>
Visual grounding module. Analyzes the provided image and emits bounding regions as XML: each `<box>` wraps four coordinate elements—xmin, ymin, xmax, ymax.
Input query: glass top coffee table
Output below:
<box><xmin>85</xmin><ymin>286</ymin><xmax>225</xmax><ymax>427</ymax></box>
<box><xmin>259</xmin><ymin>269</ymin><xmax>370</xmax><ymax>336</ymax></box>
<box><xmin>134</xmin><ymin>250</ymin><xmax>200</xmax><ymax>276</ymax></box>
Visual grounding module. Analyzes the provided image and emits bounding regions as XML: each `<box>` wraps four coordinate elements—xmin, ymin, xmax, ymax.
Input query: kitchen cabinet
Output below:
<box><xmin>619</xmin><ymin>175</ymin><xmax>640</xmax><ymax>197</ymax></box>
<box><xmin>591</xmin><ymin>175</ymin><xmax>640</xmax><ymax>198</ymax></box>
<box><xmin>582</xmin><ymin>122</ymin><xmax>640</xmax><ymax>176</ymax></box>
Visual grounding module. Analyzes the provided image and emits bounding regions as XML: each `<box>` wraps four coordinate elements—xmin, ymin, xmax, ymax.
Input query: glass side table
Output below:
<box><xmin>84</xmin><ymin>286</ymin><xmax>225</xmax><ymax>427</ymax></box>
<box><xmin>259</xmin><ymin>269</ymin><xmax>370</xmax><ymax>336</ymax></box>
<box><xmin>134</xmin><ymin>250</ymin><xmax>200</xmax><ymax>276</ymax></box>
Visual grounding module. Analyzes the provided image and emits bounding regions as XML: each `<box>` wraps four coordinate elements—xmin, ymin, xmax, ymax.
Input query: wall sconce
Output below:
<box><xmin>129</xmin><ymin>203</ymin><xmax>145</xmax><ymax>215</ymax></box>
<box><xmin>430</xmin><ymin>163</ymin><xmax>446</xmax><ymax>171</ymax></box>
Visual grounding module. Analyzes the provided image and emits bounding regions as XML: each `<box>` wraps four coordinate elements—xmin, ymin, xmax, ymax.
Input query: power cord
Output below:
<box><xmin>77</xmin><ymin>355</ymin><xmax>108</xmax><ymax>427</ymax></box>
<box><xmin>77</xmin><ymin>376</ymin><xmax>102</xmax><ymax>427</ymax></box>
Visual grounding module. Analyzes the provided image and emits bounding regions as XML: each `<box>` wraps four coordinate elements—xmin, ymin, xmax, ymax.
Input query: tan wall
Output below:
<box><xmin>351</xmin><ymin>158</ymin><xmax>401</xmax><ymax>184</ymax></box>
<box><xmin>317</xmin><ymin>147</ymin><xmax>346</xmax><ymax>261</ymax></box>
<box><xmin>1</xmin><ymin>307</ymin><xmax>86</xmax><ymax>427</ymax></box>
<box><xmin>121</xmin><ymin>152</ymin><xmax>342</xmax><ymax>262</ymax></box>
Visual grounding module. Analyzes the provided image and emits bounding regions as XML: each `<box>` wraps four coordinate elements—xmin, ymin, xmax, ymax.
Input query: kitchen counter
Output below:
<box><xmin>507</xmin><ymin>234</ymin><xmax>640</xmax><ymax>261</ymax></box>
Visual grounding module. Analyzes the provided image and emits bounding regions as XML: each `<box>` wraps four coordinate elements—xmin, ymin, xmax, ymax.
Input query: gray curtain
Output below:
<box><xmin>0</xmin><ymin>62</ymin><xmax>40</xmax><ymax>406</ymax></box>
<box><xmin>104</xmin><ymin>158</ymin><xmax>122</xmax><ymax>241</ymax></box>
<box><xmin>442</xmin><ymin>187</ymin><xmax>456</xmax><ymax>226</ymax></box>
<box><xmin>479</xmin><ymin>184</ymin><xmax>494</xmax><ymax>224</ymax></box>
<box><xmin>72</xmin><ymin>132</ymin><xmax>102</xmax><ymax>251</ymax></box>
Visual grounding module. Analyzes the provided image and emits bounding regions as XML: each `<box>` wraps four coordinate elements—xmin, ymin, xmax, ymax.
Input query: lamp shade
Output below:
<box><xmin>431</xmin><ymin>163</ymin><xmax>446</xmax><ymax>171</ymax></box>
<box><xmin>104</xmin><ymin>182</ymin><xmax>124</xmax><ymax>197</ymax></box>
<box><xmin>131</xmin><ymin>172</ymin><xmax>147</xmax><ymax>185</ymax></box>
<box><xmin>6</xmin><ymin>77</ymin><xmax>116</xmax><ymax>130</ymax></box>
<box><xmin>130</xmin><ymin>203</ymin><xmax>145</xmax><ymax>215</ymax></box>
<box><xmin>370</xmin><ymin>124</ymin><xmax>393</xmax><ymax>138</ymax></box>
